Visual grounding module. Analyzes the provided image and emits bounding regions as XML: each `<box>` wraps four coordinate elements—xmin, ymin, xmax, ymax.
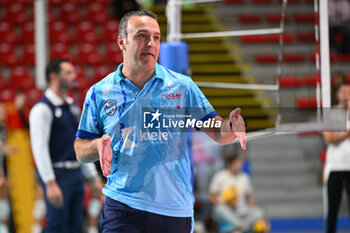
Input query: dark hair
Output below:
<box><xmin>224</xmin><ymin>154</ymin><xmax>241</xmax><ymax>167</ymax></box>
<box><xmin>45</xmin><ymin>58</ymin><xmax>69</xmax><ymax>84</ymax></box>
<box><xmin>331</xmin><ymin>72</ymin><xmax>348</xmax><ymax>106</ymax></box>
<box><xmin>118</xmin><ymin>10</ymin><xmax>158</xmax><ymax>38</ymax></box>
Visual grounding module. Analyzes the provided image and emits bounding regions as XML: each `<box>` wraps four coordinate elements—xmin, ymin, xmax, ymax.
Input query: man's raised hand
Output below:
<box><xmin>229</xmin><ymin>108</ymin><xmax>246</xmax><ymax>150</ymax></box>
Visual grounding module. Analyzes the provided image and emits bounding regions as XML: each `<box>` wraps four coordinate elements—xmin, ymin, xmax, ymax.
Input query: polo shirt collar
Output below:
<box><xmin>114</xmin><ymin>63</ymin><xmax>164</xmax><ymax>84</ymax></box>
<box><xmin>45</xmin><ymin>88</ymin><xmax>74</xmax><ymax>106</ymax></box>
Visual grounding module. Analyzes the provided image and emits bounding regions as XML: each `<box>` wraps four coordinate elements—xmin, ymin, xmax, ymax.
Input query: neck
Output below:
<box><xmin>122</xmin><ymin>63</ymin><xmax>155</xmax><ymax>90</ymax></box>
<box><xmin>50</xmin><ymin>85</ymin><xmax>67</xmax><ymax>103</ymax></box>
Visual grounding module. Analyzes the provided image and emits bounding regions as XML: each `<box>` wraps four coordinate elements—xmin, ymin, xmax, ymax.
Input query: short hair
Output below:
<box><xmin>224</xmin><ymin>154</ymin><xmax>242</xmax><ymax>167</ymax></box>
<box><xmin>118</xmin><ymin>10</ymin><xmax>158</xmax><ymax>38</ymax></box>
<box><xmin>45</xmin><ymin>58</ymin><xmax>69</xmax><ymax>84</ymax></box>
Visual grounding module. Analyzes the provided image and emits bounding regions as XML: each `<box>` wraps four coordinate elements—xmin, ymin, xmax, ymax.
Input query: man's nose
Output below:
<box><xmin>147</xmin><ymin>37</ymin><xmax>155</xmax><ymax>47</ymax></box>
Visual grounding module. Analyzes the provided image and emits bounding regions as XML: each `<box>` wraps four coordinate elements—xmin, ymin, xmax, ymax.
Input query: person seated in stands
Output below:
<box><xmin>209</xmin><ymin>154</ymin><xmax>270</xmax><ymax>233</ymax></box>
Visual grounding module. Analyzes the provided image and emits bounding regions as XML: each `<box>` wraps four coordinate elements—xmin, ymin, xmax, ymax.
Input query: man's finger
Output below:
<box><xmin>229</xmin><ymin>108</ymin><xmax>241</xmax><ymax>121</ymax></box>
<box><xmin>238</xmin><ymin>132</ymin><xmax>246</xmax><ymax>150</ymax></box>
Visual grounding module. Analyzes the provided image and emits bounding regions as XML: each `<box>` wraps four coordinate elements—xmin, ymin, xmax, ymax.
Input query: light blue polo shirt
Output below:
<box><xmin>76</xmin><ymin>63</ymin><xmax>217</xmax><ymax>217</ymax></box>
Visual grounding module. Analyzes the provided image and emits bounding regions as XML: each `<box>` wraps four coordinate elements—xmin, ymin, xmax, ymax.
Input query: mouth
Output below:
<box><xmin>141</xmin><ymin>52</ymin><xmax>155</xmax><ymax>57</ymax></box>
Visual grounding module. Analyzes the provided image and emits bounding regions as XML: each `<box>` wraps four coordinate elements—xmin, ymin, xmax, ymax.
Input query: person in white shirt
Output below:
<box><xmin>209</xmin><ymin>154</ymin><xmax>269</xmax><ymax>233</ymax></box>
<box><xmin>323</xmin><ymin>82</ymin><xmax>350</xmax><ymax>233</ymax></box>
<box><xmin>29</xmin><ymin>58</ymin><xmax>103</xmax><ymax>233</ymax></box>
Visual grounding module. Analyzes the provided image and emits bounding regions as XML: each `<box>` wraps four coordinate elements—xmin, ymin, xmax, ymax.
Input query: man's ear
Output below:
<box><xmin>117</xmin><ymin>36</ymin><xmax>126</xmax><ymax>51</ymax></box>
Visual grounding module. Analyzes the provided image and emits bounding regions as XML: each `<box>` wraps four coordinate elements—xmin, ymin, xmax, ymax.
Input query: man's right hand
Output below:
<box><xmin>45</xmin><ymin>180</ymin><xmax>64</xmax><ymax>208</ymax></box>
<box><xmin>98</xmin><ymin>134</ymin><xmax>113</xmax><ymax>177</ymax></box>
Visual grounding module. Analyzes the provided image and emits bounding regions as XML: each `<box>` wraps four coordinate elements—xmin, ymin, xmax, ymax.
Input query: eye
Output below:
<box><xmin>138</xmin><ymin>34</ymin><xmax>146</xmax><ymax>38</ymax></box>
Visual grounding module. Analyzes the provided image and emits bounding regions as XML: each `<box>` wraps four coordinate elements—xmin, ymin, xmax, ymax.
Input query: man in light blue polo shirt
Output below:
<box><xmin>74</xmin><ymin>10</ymin><xmax>246</xmax><ymax>233</ymax></box>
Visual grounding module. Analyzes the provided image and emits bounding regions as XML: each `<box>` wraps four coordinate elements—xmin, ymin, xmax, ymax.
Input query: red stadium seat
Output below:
<box><xmin>105</xmin><ymin>43</ymin><xmax>123</xmax><ymax>65</ymax></box>
<box><xmin>102</xmin><ymin>20</ymin><xmax>119</xmax><ymax>42</ymax></box>
<box><xmin>75</xmin><ymin>66</ymin><xmax>88</xmax><ymax>80</ymax></box>
<box><xmin>93</xmin><ymin>0</ymin><xmax>110</xmax><ymax>5</ymax></box>
<box><xmin>303</xmin><ymin>75</ymin><xmax>319</xmax><ymax>86</ymax></box>
<box><xmin>238</xmin><ymin>14</ymin><xmax>261</xmax><ymax>24</ymax></box>
<box><xmin>267</xmin><ymin>33</ymin><xmax>295</xmax><ymax>43</ymax></box>
<box><xmin>255</xmin><ymin>54</ymin><xmax>278</xmax><ymax>64</ymax></box>
<box><xmin>49</xmin><ymin>21</ymin><xmax>71</xmax><ymax>44</ymax></box>
<box><xmin>297</xmin><ymin>32</ymin><xmax>314</xmax><ymax>42</ymax></box>
<box><xmin>60</xmin><ymin>3</ymin><xmax>81</xmax><ymax>23</ymax></box>
<box><xmin>266</xmin><ymin>14</ymin><xmax>286</xmax><ymax>24</ymax></box>
<box><xmin>74</xmin><ymin>66</ymin><xmax>91</xmax><ymax>90</ymax></box>
<box><xmin>224</xmin><ymin>0</ymin><xmax>245</xmax><ymax>3</ymax></box>
<box><xmin>87</xmin><ymin>3</ymin><xmax>109</xmax><ymax>23</ymax></box>
<box><xmin>50</xmin><ymin>43</ymin><xmax>71</xmax><ymax>60</ymax></box>
<box><xmin>279</xmin><ymin>76</ymin><xmax>303</xmax><ymax>87</ymax></box>
<box><xmin>310</xmin><ymin>53</ymin><xmax>336</xmax><ymax>63</ymax></box>
<box><xmin>252</xmin><ymin>0</ymin><xmax>271</xmax><ymax>3</ymax></box>
<box><xmin>76</xmin><ymin>43</ymin><xmax>102</xmax><ymax>65</ymax></box>
<box><xmin>337</xmin><ymin>54</ymin><xmax>350</xmax><ymax>63</ymax></box>
<box><xmin>26</xmin><ymin>88</ymin><xmax>43</xmax><ymax>108</ymax></box>
<box><xmin>296</xmin><ymin>97</ymin><xmax>317</xmax><ymax>109</ymax></box>
<box><xmin>0</xmin><ymin>88</ymin><xmax>15</xmax><ymax>103</ymax></box>
<box><xmin>21</xmin><ymin>22</ymin><xmax>35</xmax><ymax>44</ymax></box>
<box><xmin>75</xmin><ymin>21</ymin><xmax>99</xmax><ymax>44</ymax></box>
<box><xmin>283</xmin><ymin>54</ymin><xmax>305</xmax><ymax>63</ymax></box>
<box><xmin>240</xmin><ymin>35</ymin><xmax>266</xmax><ymax>43</ymax></box>
<box><xmin>22</xmin><ymin>44</ymin><xmax>35</xmax><ymax>65</ymax></box>
<box><xmin>6</xmin><ymin>3</ymin><xmax>27</xmax><ymax>24</ymax></box>
<box><xmin>93</xmin><ymin>65</ymin><xmax>113</xmax><ymax>83</ymax></box>
<box><xmin>0</xmin><ymin>43</ymin><xmax>20</xmax><ymax>66</ymax></box>
<box><xmin>293</xmin><ymin>14</ymin><xmax>314</xmax><ymax>23</ymax></box>
<box><xmin>9</xmin><ymin>66</ymin><xmax>35</xmax><ymax>91</ymax></box>
<box><xmin>0</xmin><ymin>22</ymin><xmax>17</xmax><ymax>44</ymax></box>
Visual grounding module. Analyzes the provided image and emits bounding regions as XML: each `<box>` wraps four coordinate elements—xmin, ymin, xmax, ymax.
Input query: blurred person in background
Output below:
<box><xmin>209</xmin><ymin>154</ymin><xmax>269</xmax><ymax>233</ymax></box>
<box><xmin>323</xmin><ymin>82</ymin><xmax>350</xmax><ymax>233</ymax></box>
<box><xmin>329</xmin><ymin>0</ymin><xmax>350</xmax><ymax>55</ymax></box>
<box><xmin>331</xmin><ymin>72</ymin><xmax>348</xmax><ymax>106</ymax></box>
<box><xmin>29</xmin><ymin>58</ymin><xmax>104</xmax><ymax>233</ymax></box>
<box><xmin>0</xmin><ymin>103</ymin><xmax>18</xmax><ymax>233</ymax></box>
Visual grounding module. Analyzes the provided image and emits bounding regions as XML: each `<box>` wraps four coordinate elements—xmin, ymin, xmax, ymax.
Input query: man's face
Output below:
<box><xmin>120</xmin><ymin>16</ymin><xmax>161</xmax><ymax>71</ymax></box>
<box><xmin>228</xmin><ymin>157</ymin><xmax>243</xmax><ymax>175</ymax></box>
<box><xmin>56</xmin><ymin>62</ymin><xmax>76</xmax><ymax>92</ymax></box>
<box><xmin>338</xmin><ymin>84</ymin><xmax>350</xmax><ymax>109</ymax></box>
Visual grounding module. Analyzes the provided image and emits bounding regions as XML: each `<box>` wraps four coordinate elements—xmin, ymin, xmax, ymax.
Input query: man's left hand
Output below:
<box><xmin>229</xmin><ymin>108</ymin><xmax>246</xmax><ymax>150</ymax></box>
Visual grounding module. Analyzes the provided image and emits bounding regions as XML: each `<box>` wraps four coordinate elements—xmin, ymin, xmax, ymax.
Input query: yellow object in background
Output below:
<box><xmin>252</xmin><ymin>219</ymin><xmax>271</xmax><ymax>233</ymax></box>
<box><xmin>221</xmin><ymin>186</ymin><xmax>239</xmax><ymax>207</ymax></box>
<box><xmin>7</xmin><ymin>129</ymin><xmax>36</xmax><ymax>233</ymax></box>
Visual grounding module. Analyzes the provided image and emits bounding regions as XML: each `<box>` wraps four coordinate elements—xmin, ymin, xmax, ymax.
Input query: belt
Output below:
<box><xmin>52</xmin><ymin>161</ymin><xmax>80</xmax><ymax>170</ymax></box>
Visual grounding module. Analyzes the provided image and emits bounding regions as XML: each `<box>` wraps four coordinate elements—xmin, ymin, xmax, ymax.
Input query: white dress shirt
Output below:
<box><xmin>29</xmin><ymin>88</ymin><xmax>99</xmax><ymax>183</ymax></box>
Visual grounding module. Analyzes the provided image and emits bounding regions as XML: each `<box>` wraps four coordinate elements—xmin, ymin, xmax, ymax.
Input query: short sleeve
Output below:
<box><xmin>244</xmin><ymin>174</ymin><xmax>254</xmax><ymax>195</ymax></box>
<box><xmin>186</xmin><ymin>79</ymin><xmax>217</xmax><ymax>121</ymax></box>
<box><xmin>76</xmin><ymin>86</ymin><xmax>103</xmax><ymax>139</ymax></box>
<box><xmin>209</xmin><ymin>172</ymin><xmax>222</xmax><ymax>194</ymax></box>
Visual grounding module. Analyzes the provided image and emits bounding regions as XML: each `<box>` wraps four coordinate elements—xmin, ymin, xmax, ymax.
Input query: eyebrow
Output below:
<box><xmin>136</xmin><ymin>30</ymin><xmax>161</xmax><ymax>35</ymax></box>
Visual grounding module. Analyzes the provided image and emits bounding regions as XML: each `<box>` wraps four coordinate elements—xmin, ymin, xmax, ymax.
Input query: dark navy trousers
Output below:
<box><xmin>99</xmin><ymin>197</ymin><xmax>192</xmax><ymax>233</ymax></box>
<box><xmin>40</xmin><ymin>169</ymin><xmax>84</xmax><ymax>233</ymax></box>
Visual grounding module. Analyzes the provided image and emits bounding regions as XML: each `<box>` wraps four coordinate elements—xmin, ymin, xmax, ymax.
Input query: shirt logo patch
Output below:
<box><xmin>104</xmin><ymin>99</ymin><xmax>117</xmax><ymax>116</ymax></box>
<box><xmin>161</xmin><ymin>93</ymin><xmax>181</xmax><ymax>99</ymax></box>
